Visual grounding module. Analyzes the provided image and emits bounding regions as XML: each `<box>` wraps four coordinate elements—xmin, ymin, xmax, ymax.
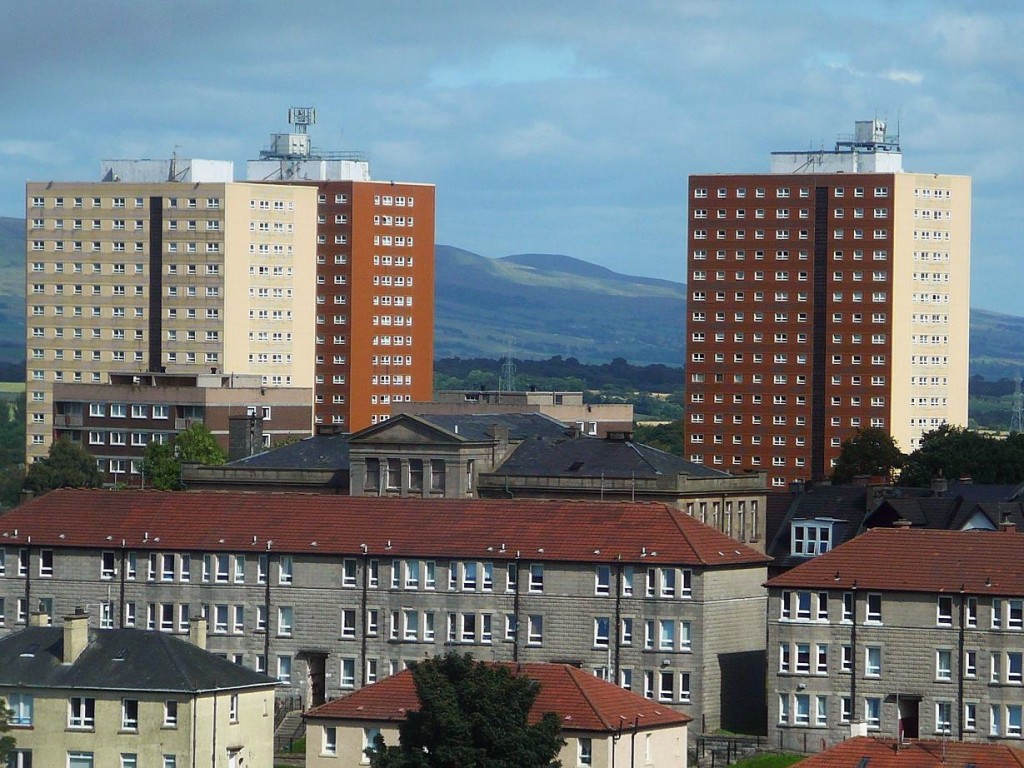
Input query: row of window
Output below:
<box><xmin>692</xmin><ymin>248</ymin><xmax>889</xmax><ymax>262</ymax></box>
<box><xmin>31</xmin><ymin>240</ymin><xmax>224</xmax><ymax>254</ymax></box>
<box><xmin>694</xmin><ymin>186</ymin><xmax>889</xmax><ymax>199</ymax></box>
<box><xmin>3</xmin><ymin>692</ymin><xmax>189</xmax><ymax>731</ymax></box>
<box><xmin>31</xmin><ymin>195</ymin><xmax>221</xmax><ymax>210</ymax></box>
<box><xmin>780</xmin><ymin>695</ymin><xmax>1015</xmax><ymax>738</ymax></box>
<box><xmin>694</xmin><ymin>207</ymin><xmax>890</xmax><ymax>220</ymax></box>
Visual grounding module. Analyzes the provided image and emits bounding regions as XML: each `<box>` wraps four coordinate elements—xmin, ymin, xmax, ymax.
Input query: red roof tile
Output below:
<box><xmin>0</xmin><ymin>489</ymin><xmax>768</xmax><ymax>568</ymax></box>
<box><xmin>304</xmin><ymin>663</ymin><xmax>690</xmax><ymax>733</ymax></box>
<box><xmin>796</xmin><ymin>737</ymin><xmax>1024</xmax><ymax>767</ymax></box>
<box><xmin>766</xmin><ymin>526</ymin><xmax>1024</xmax><ymax>595</ymax></box>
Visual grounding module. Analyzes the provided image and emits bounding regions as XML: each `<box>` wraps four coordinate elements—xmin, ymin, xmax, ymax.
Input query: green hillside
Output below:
<box><xmin>435</xmin><ymin>245</ymin><xmax>686</xmax><ymax>365</ymax></box>
<box><xmin>0</xmin><ymin>218</ymin><xmax>23</xmax><ymax>368</ymax></box>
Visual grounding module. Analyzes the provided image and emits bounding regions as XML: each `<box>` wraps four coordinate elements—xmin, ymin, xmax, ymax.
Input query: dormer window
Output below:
<box><xmin>791</xmin><ymin>520</ymin><xmax>833</xmax><ymax>557</ymax></box>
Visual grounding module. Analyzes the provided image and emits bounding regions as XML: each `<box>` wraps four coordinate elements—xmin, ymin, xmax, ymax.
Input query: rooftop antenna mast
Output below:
<box><xmin>499</xmin><ymin>339</ymin><xmax>518</xmax><ymax>395</ymax></box>
<box><xmin>1011</xmin><ymin>372</ymin><xmax>1023</xmax><ymax>433</ymax></box>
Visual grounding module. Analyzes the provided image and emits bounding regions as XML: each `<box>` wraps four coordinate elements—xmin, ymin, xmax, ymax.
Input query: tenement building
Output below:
<box><xmin>766</xmin><ymin>524</ymin><xmax>1024</xmax><ymax>752</ymax></box>
<box><xmin>0</xmin><ymin>489</ymin><xmax>769</xmax><ymax>734</ymax></box>
<box><xmin>686</xmin><ymin>120</ymin><xmax>971</xmax><ymax>486</ymax></box>
<box><xmin>0</xmin><ymin>610</ymin><xmax>277</xmax><ymax>768</ymax></box>
<box><xmin>24</xmin><ymin>163</ymin><xmax>318</xmax><ymax>463</ymax></box>
<box><xmin>247</xmin><ymin>108</ymin><xmax>435</xmax><ymax>431</ymax></box>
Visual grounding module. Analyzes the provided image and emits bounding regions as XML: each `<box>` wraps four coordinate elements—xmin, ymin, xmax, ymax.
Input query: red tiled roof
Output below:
<box><xmin>796</xmin><ymin>737</ymin><xmax>1024</xmax><ymax>767</ymax></box>
<box><xmin>766</xmin><ymin>526</ymin><xmax>1024</xmax><ymax>594</ymax></box>
<box><xmin>304</xmin><ymin>663</ymin><xmax>690</xmax><ymax>733</ymax></box>
<box><xmin>0</xmin><ymin>489</ymin><xmax>768</xmax><ymax>567</ymax></box>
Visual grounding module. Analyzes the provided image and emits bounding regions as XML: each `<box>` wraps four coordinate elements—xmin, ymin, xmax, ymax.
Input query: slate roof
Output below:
<box><xmin>0</xmin><ymin>626</ymin><xmax>277</xmax><ymax>693</ymax></box>
<box><xmin>413</xmin><ymin>412</ymin><xmax>571</xmax><ymax>442</ymax></box>
<box><xmin>794</xmin><ymin>736</ymin><xmax>1024</xmax><ymax>767</ymax></box>
<box><xmin>224</xmin><ymin>433</ymin><xmax>349</xmax><ymax>470</ymax></box>
<box><xmin>2</xmin><ymin>489</ymin><xmax>769</xmax><ymax>568</ymax></box>
<box><xmin>766</xmin><ymin>486</ymin><xmax>867</xmax><ymax>571</ymax></box>
<box><xmin>490</xmin><ymin>436</ymin><xmax>732</xmax><ymax>480</ymax></box>
<box><xmin>304</xmin><ymin>663</ymin><xmax>690</xmax><ymax>733</ymax></box>
<box><xmin>766</xmin><ymin>526</ymin><xmax>1024</xmax><ymax>595</ymax></box>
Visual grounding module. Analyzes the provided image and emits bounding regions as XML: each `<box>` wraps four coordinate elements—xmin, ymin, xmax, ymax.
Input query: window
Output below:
<box><xmin>364</xmin><ymin>727</ymin><xmax>382</xmax><ymax>762</ymax></box>
<box><xmin>323</xmin><ymin>726</ymin><xmax>338</xmax><ymax>755</ymax></box>
<box><xmin>278</xmin><ymin>555</ymin><xmax>293</xmax><ymax>585</ymax></box>
<box><xmin>866</xmin><ymin>593</ymin><xmax>882</xmax><ymax>623</ymax></box>
<box><xmin>595</xmin><ymin>565</ymin><xmax>610</xmax><ymax>595</ymax></box>
<box><xmin>277</xmin><ymin>606</ymin><xmax>293</xmax><ymax>636</ymax></box>
<box><xmin>865</xmin><ymin>697</ymin><xmax>881</xmax><ymax>729</ymax></box>
<box><xmin>7</xmin><ymin>693</ymin><xmax>32</xmax><ymax>726</ymax></box>
<box><xmin>937</xmin><ymin>595</ymin><xmax>953</xmax><ymax>626</ymax></box>
<box><xmin>578</xmin><ymin>737</ymin><xmax>593</xmax><ymax>766</ymax></box>
<box><xmin>791</xmin><ymin>521</ymin><xmax>831</xmax><ymax>556</ymax></box>
<box><xmin>965</xmin><ymin>702</ymin><xmax>977</xmax><ymax>732</ymax></box>
<box><xmin>121</xmin><ymin>699</ymin><xmax>139</xmax><ymax>731</ymax></box>
<box><xmin>529</xmin><ymin>563</ymin><xmax>544</xmax><ymax>593</ymax></box>
<box><xmin>935</xmin><ymin>701</ymin><xmax>951</xmax><ymax>735</ymax></box>
<box><xmin>936</xmin><ymin>649</ymin><xmax>952</xmax><ymax>680</ymax></box>
<box><xmin>277</xmin><ymin>655</ymin><xmax>292</xmax><ymax>683</ymax></box>
<box><xmin>69</xmin><ymin>696</ymin><xmax>96</xmax><ymax>728</ymax></box>
<box><xmin>866</xmin><ymin>646</ymin><xmax>881</xmax><ymax>677</ymax></box>
<box><xmin>528</xmin><ymin>615</ymin><xmax>543</xmax><ymax>645</ymax></box>
<box><xmin>39</xmin><ymin>549</ymin><xmax>53</xmax><ymax>577</ymax></box>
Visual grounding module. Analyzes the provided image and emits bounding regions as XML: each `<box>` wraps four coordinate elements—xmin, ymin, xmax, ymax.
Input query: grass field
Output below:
<box><xmin>0</xmin><ymin>382</ymin><xmax>23</xmax><ymax>395</ymax></box>
<box><xmin>730</xmin><ymin>755</ymin><xmax>805</xmax><ymax>767</ymax></box>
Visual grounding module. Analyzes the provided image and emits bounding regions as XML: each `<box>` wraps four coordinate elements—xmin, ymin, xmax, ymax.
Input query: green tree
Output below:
<box><xmin>143</xmin><ymin>424</ymin><xmax>227</xmax><ymax>490</ymax></box>
<box><xmin>0</xmin><ymin>697</ymin><xmax>15</xmax><ymax>762</ymax></box>
<box><xmin>831</xmin><ymin>427</ymin><xmax>905</xmax><ymax>485</ymax></box>
<box><xmin>369</xmin><ymin>653</ymin><xmax>564</xmax><ymax>768</ymax></box>
<box><xmin>900</xmin><ymin>425</ymin><xmax>1024</xmax><ymax>487</ymax></box>
<box><xmin>23</xmin><ymin>437</ymin><xmax>104</xmax><ymax>494</ymax></box>
<box><xmin>633</xmin><ymin>419</ymin><xmax>684</xmax><ymax>456</ymax></box>
<box><xmin>174</xmin><ymin>423</ymin><xmax>227</xmax><ymax>464</ymax></box>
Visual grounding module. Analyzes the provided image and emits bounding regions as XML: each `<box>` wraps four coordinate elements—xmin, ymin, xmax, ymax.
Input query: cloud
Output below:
<box><xmin>429</xmin><ymin>44</ymin><xmax>604</xmax><ymax>89</ymax></box>
<box><xmin>882</xmin><ymin>69</ymin><xmax>924</xmax><ymax>85</ymax></box>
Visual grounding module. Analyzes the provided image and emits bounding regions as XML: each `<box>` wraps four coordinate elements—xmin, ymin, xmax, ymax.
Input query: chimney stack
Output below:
<box><xmin>63</xmin><ymin>607</ymin><xmax>90</xmax><ymax>664</ymax></box>
<box><xmin>189</xmin><ymin>615</ymin><xmax>208</xmax><ymax>650</ymax></box>
<box><xmin>28</xmin><ymin>610</ymin><xmax>49</xmax><ymax>627</ymax></box>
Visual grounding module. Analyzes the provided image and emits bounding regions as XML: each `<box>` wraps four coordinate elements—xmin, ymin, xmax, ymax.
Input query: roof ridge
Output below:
<box><xmin>626</xmin><ymin>442</ymin><xmax>661</xmax><ymax>475</ymax></box>
<box><xmin>562</xmin><ymin>664</ymin><xmax>614</xmax><ymax>731</ymax></box>
<box><xmin>157</xmin><ymin>632</ymin><xmax>200</xmax><ymax>692</ymax></box>
<box><xmin>664</xmin><ymin>504</ymin><xmax>708</xmax><ymax>566</ymax></box>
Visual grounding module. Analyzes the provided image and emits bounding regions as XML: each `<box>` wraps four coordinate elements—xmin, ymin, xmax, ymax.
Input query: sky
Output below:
<box><xmin>1</xmin><ymin>0</ymin><xmax>1021</xmax><ymax>313</ymax></box>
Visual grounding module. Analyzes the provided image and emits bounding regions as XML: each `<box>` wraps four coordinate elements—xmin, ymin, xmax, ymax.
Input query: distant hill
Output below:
<box><xmin>434</xmin><ymin>245</ymin><xmax>686</xmax><ymax>365</ymax></box>
<box><xmin>0</xmin><ymin>218</ymin><xmax>24</xmax><ymax>372</ymax></box>
<box><xmin>0</xmin><ymin>216</ymin><xmax>1021</xmax><ymax>376</ymax></box>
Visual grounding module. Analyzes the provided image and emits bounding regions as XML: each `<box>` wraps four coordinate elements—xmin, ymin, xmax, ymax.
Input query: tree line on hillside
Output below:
<box><xmin>434</xmin><ymin>356</ymin><xmax>683</xmax><ymax>393</ymax></box>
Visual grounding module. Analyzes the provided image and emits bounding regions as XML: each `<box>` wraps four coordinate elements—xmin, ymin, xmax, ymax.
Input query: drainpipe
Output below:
<box><xmin>119</xmin><ymin>540</ymin><xmax>127</xmax><ymax>628</ymax></box>
<box><xmin>614</xmin><ymin>559</ymin><xmax>623</xmax><ymax>683</ymax></box>
<box><xmin>360</xmin><ymin>547</ymin><xmax>370</xmax><ymax>687</ymax></box>
<box><xmin>958</xmin><ymin>586</ymin><xmax>966</xmax><ymax>741</ymax></box>
<box><xmin>850</xmin><ymin>582</ymin><xmax>858</xmax><ymax>725</ymax></box>
<box><xmin>263</xmin><ymin>547</ymin><xmax>272</xmax><ymax>680</ymax></box>
<box><xmin>211</xmin><ymin>691</ymin><xmax>217</xmax><ymax>768</ymax></box>
<box><xmin>513</xmin><ymin>554</ymin><xmax>521</xmax><ymax>662</ymax></box>
<box><xmin>23</xmin><ymin>540</ymin><xmax>32</xmax><ymax>621</ymax></box>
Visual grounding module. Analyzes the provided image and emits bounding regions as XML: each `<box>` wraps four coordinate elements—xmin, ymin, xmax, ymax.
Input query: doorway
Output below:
<box><xmin>898</xmin><ymin>698</ymin><xmax>919</xmax><ymax>740</ymax></box>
